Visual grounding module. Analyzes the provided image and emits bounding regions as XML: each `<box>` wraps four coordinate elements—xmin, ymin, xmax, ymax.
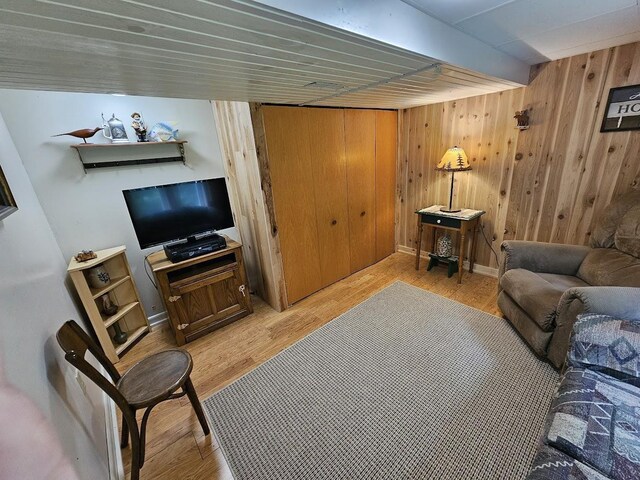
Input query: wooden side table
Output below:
<box><xmin>415</xmin><ymin>205</ymin><xmax>485</xmax><ymax>284</ymax></box>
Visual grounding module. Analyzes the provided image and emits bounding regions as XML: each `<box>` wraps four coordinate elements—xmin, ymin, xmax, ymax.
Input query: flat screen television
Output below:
<box><xmin>123</xmin><ymin>178</ymin><xmax>234</xmax><ymax>249</ymax></box>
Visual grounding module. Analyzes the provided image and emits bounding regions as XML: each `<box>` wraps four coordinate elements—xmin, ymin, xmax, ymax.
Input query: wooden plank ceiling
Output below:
<box><xmin>0</xmin><ymin>0</ymin><xmax>521</xmax><ymax>108</ymax></box>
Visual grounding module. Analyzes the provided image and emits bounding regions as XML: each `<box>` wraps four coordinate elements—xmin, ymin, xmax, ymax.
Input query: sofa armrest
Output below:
<box><xmin>568</xmin><ymin>312</ymin><xmax>640</xmax><ymax>386</ymax></box>
<box><xmin>560</xmin><ymin>287</ymin><xmax>640</xmax><ymax>320</ymax></box>
<box><xmin>547</xmin><ymin>286</ymin><xmax>640</xmax><ymax>368</ymax></box>
<box><xmin>499</xmin><ymin>241</ymin><xmax>590</xmax><ymax>278</ymax></box>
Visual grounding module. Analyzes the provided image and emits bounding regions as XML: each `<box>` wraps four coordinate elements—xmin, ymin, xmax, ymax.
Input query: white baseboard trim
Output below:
<box><xmin>464</xmin><ymin>261</ymin><xmax>498</xmax><ymax>278</ymax></box>
<box><xmin>148</xmin><ymin>311</ymin><xmax>169</xmax><ymax>329</ymax></box>
<box><xmin>397</xmin><ymin>245</ymin><xmax>498</xmax><ymax>278</ymax></box>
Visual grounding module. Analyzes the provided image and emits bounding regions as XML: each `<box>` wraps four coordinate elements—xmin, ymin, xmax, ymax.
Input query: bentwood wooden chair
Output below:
<box><xmin>56</xmin><ymin>320</ymin><xmax>210</xmax><ymax>480</ymax></box>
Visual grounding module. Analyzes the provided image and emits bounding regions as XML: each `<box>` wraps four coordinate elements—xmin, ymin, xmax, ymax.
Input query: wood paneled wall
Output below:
<box><xmin>399</xmin><ymin>42</ymin><xmax>640</xmax><ymax>269</ymax></box>
<box><xmin>212</xmin><ymin>101</ymin><xmax>287</xmax><ymax>311</ymax></box>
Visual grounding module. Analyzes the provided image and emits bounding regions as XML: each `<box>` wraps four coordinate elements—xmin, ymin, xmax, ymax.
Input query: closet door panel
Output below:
<box><xmin>263</xmin><ymin>106</ymin><xmax>322</xmax><ymax>304</ymax></box>
<box><xmin>375</xmin><ymin>110</ymin><xmax>398</xmax><ymax>261</ymax></box>
<box><xmin>345</xmin><ymin>109</ymin><xmax>377</xmax><ymax>273</ymax></box>
<box><xmin>307</xmin><ymin>108</ymin><xmax>351</xmax><ymax>287</ymax></box>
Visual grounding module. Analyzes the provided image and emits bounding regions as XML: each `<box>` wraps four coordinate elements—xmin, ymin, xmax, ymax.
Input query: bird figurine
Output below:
<box><xmin>52</xmin><ymin>127</ymin><xmax>103</xmax><ymax>143</ymax></box>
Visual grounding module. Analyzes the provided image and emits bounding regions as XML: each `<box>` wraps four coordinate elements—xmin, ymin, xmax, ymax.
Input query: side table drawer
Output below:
<box><xmin>421</xmin><ymin>214</ymin><xmax>461</xmax><ymax>229</ymax></box>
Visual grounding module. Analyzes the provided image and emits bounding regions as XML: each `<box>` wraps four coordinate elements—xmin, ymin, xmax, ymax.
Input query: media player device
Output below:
<box><xmin>163</xmin><ymin>233</ymin><xmax>227</xmax><ymax>263</ymax></box>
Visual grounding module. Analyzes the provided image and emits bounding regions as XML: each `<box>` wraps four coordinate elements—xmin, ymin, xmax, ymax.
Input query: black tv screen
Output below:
<box><xmin>123</xmin><ymin>178</ymin><xmax>234</xmax><ymax>249</ymax></box>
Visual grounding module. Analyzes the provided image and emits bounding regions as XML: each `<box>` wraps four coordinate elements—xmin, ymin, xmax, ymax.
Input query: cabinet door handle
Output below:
<box><xmin>360</xmin><ymin>211</ymin><xmax>366</xmax><ymax>217</ymax></box>
<box><xmin>239</xmin><ymin>285</ymin><xmax>246</xmax><ymax>297</ymax></box>
<box><xmin>168</xmin><ymin>295</ymin><xmax>181</xmax><ymax>302</ymax></box>
<box><xmin>331</xmin><ymin>219</ymin><xmax>337</xmax><ymax>225</ymax></box>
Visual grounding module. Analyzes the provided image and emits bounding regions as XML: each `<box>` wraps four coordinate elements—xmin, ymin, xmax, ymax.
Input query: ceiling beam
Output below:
<box><xmin>252</xmin><ymin>0</ymin><xmax>530</xmax><ymax>85</ymax></box>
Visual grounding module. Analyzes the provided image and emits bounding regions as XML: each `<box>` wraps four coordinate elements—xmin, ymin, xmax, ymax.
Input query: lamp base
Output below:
<box><xmin>440</xmin><ymin>207</ymin><xmax>461</xmax><ymax>213</ymax></box>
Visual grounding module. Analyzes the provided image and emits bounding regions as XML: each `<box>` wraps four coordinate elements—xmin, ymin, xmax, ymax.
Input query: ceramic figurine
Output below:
<box><xmin>148</xmin><ymin>122</ymin><xmax>179</xmax><ymax>142</ymax></box>
<box><xmin>102</xmin><ymin>113</ymin><xmax>129</xmax><ymax>143</ymax></box>
<box><xmin>131</xmin><ymin>112</ymin><xmax>148</xmax><ymax>142</ymax></box>
<box><xmin>100</xmin><ymin>293</ymin><xmax>118</xmax><ymax>316</ymax></box>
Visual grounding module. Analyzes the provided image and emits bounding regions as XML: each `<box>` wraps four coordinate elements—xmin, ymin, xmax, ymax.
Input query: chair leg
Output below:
<box><xmin>124</xmin><ymin>409</ymin><xmax>141</xmax><ymax>480</ymax></box>
<box><xmin>184</xmin><ymin>377</ymin><xmax>210</xmax><ymax>435</ymax></box>
<box><xmin>120</xmin><ymin>415</ymin><xmax>129</xmax><ymax>448</ymax></box>
<box><xmin>139</xmin><ymin>406</ymin><xmax>157</xmax><ymax>469</ymax></box>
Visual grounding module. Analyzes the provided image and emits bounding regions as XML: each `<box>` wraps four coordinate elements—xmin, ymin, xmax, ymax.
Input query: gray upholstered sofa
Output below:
<box><xmin>498</xmin><ymin>189</ymin><xmax>640</xmax><ymax>368</ymax></box>
<box><xmin>526</xmin><ymin>313</ymin><xmax>640</xmax><ymax>479</ymax></box>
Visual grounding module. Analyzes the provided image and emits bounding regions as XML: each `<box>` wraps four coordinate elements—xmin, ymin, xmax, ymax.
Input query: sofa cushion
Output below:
<box><xmin>537</xmin><ymin>272</ymin><xmax>589</xmax><ymax>291</ymax></box>
<box><xmin>569</xmin><ymin>314</ymin><xmax>640</xmax><ymax>387</ymax></box>
<box><xmin>500</xmin><ymin>269</ymin><xmax>587</xmax><ymax>331</ymax></box>
<box><xmin>527</xmin><ymin>444</ymin><xmax>610</xmax><ymax>480</ymax></box>
<box><xmin>591</xmin><ymin>189</ymin><xmax>640</xmax><ymax>249</ymax></box>
<box><xmin>576</xmin><ymin>248</ymin><xmax>640</xmax><ymax>287</ymax></box>
<box><xmin>615</xmin><ymin>204</ymin><xmax>640</xmax><ymax>259</ymax></box>
<box><xmin>539</xmin><ymin>367</ymin><xmax>640</xmax><ymax>479</ymax></box>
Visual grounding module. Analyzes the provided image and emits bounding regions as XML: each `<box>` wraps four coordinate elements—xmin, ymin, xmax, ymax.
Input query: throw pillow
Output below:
<box><xmin>568</xmin><ymin>313</ymin><xmax>640</xmax><ymax>387</ymax></box>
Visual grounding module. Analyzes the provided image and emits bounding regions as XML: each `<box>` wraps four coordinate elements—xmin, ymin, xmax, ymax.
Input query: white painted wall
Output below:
<box><xmin>0</xmin><ymin>89</ymin><xmax>238</xmax><ymax>319</ymax></box>
<box><xmin>0</xmin><ymin>113</ymin><xmax>110</xmax><ymax>478</ymax></box>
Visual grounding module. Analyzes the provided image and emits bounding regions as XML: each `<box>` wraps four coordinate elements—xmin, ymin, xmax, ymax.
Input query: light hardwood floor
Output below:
<box><xmin>116</xmin><ymin>252</ymin><xmax>500</xmax><ymax>479</ymax></box>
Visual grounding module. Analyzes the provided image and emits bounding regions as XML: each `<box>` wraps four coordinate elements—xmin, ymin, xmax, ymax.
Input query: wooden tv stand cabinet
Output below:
<box><xmin>148</xmin><ymin>239</ymin><xmax>252</xmax><ymax>345</ymax></box>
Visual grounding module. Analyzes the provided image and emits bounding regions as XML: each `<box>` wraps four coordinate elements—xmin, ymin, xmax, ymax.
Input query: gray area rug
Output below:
<box><xmin>203</xmin><ymin>281</ymin><xmax>559</xmax><ymax>479</ymax></box>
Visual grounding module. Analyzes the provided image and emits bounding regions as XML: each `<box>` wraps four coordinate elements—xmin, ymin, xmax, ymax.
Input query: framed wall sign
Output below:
<box><xmin>0</xmin><ymin>163</ymin><xmax>18</xmax><ymax>221</ymax></box>
<box><xmin>601</xmin><ymin>83</ymin><xmax>640</xmax><ymax>132</ymax></box>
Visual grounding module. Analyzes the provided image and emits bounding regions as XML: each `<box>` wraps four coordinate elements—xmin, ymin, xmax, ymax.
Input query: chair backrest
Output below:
<box><xmin>56</xmin><ymin>320</ymin><xmax>128</xmax><ymax>409</ymax></box>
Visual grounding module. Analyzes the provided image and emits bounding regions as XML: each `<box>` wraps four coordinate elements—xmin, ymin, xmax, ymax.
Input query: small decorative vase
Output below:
<box><xmin>436</xmin><ymin>233</ymin><xmax>453</xmax><ymax>258</ymax></box>
<box><xmin>112</xmin><ymin>322</ymin><xmax>128</xmax><ymax>345</ymax></box>
<box><xmin>87</xmin><ymin>264</ymin><xmax>111</xmax><ymax>289</ymax></box>
<box><xmin>100</xmin><ymin>293</ymin><xmax>118</xmax><ymax>316</ymax></box>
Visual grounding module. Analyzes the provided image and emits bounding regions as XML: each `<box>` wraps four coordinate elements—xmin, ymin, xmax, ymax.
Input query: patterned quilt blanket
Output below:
<box><xmin>527</xmin><ymin>314</ymin><xmax>640</xmax><ymax>480</ymax></box>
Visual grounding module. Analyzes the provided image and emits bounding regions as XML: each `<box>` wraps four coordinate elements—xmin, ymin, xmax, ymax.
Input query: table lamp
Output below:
<box><xmin>436</xmin><ymin>146</ymin><xmax>471</xmax><ymax>213</ymax></box>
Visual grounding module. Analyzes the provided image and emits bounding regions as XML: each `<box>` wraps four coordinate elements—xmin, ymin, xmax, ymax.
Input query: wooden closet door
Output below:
<box><xmin>307</xmin><ymin>108</ymin><xmax>351</xmax><ymax>287</ymax></box>
<box><xmin>345</xmin><ymin>109</ymin><xmax>377</xmax><ymax>273</ymax></box>
<box><xmin>263</xmin><ymin>106</ymin><xmax>322</xmax><ymax>304</ymax></box>
<box><xmin>375</xmin><ymin>110</ymin><xmax>398</xmax><ymax>261</ymax></box>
